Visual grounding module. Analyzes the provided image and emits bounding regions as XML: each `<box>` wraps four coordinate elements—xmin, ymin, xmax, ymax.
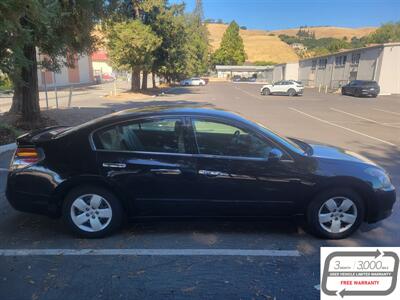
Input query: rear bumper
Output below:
<box><xmin>367</xmin><ymin>188</ymin><xmax>396</xmax><ymax>223</ymax></box>
<box><xmin>6</xmin><ymin>188</ymin><xmax>57</xmax><ymax>217</ymax></box>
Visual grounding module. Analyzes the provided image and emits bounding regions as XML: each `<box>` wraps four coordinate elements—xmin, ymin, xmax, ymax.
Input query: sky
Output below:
<box><xmin>169</xmin><ymin>0</ymin><xmax>400</xmax><ymax>30</ymax></box>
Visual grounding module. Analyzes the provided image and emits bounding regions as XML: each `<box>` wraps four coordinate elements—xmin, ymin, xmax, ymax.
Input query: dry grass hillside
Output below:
<box><xmin>207</xmin><ymin>23</ymin><xmax>299</xmax><ymax>63</ymax></box>
<box><xmin>270</xmin><ymin>26</ymin><xmax>377</xmax><ymax>39</ymax></box>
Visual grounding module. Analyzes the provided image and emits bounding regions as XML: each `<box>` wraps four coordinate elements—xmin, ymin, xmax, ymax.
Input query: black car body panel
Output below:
<box><xmin>6</xmin><ymin>106</ymin><xmax>396</xmax><ymax>223</ymax></box>
<box><xmin>342</xmin><ymin>80</ymin><xmax>380</xmax><ymax>97</ymax></box>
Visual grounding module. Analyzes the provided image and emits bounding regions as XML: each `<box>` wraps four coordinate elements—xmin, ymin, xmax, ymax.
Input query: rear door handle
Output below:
<box><xmin>150</xmin><ymin>168</ymin><xmax>182</xmax><ymax>175</ymax></box>
<box><xmin>198</xmin><ymin>170</ymin><xmax>228</xmax><ymax>177</ymax></box>
<box><xmin>102</xmin><ymin>163</ymin><xmax>126</xmax><ymax>169</ymax></box>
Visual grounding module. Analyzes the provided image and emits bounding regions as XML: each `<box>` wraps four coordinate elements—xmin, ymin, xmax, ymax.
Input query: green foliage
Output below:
<box><xmin>367</xmin><ymin>22</ymin><xmax>400</xmax><ymax>43</ymax></box>
<box><xmin>253</xmin><ymin>61</ymin><xmax>276</xmax><ymax>66</ymax></box>
<box><xmin>0</xmin><ymin>0</ymin><xmax>101</xmax><ymax>77</ymax></box>
<box><xmin>107</xmin><ymin>20</ymin><xmax>161</xmax><ymax>71</ymax></box>
<box><xmin>0</xmin><ymin>73</ymin><xmax>13</xmax><ymax>91</ymax></box>
<box><xmin>212</xmin><ymin>21</ymin><xmax>246</xmax><ymax>65</ymax></box>
<box><xmin>105</xmin><ymin>0</ymin><xmax>209</xmax><ymax>82</ymax></box>
<box><xmin>279</xmin><ymin>34</ymin><xmax>353</xmax><ymax>54</ymax></box>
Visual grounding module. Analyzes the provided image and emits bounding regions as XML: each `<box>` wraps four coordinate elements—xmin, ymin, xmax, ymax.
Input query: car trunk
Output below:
<box><xmin>16</xmin><ymin>126</ymin><xmax>71</xmax><ymax>147</ymax></box>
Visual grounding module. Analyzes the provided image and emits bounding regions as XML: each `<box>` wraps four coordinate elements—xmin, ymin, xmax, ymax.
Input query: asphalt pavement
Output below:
<box><xmin>1</xmin><ymin>82</ymin><xmax>399</xmax><ymax>299</ymax></box>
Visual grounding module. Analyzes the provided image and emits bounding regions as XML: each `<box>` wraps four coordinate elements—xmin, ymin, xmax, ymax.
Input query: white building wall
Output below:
<box><xmin>78</xmin><ymin>55</ymin><xmax>92</xmax><ymax>84</ymax></box>
<box><xmin>38</xmin><ymin>54</ymin><xmax>93</xmax><ymax>89</ymax></box>
<box><xmin>273</xmin><ymin>66</ymin><xmax>283</xmax><ymax>82</ymax></box>
<box><xmin>283</xmin><ymin>63</ymin><xmax>299</xmax><ymax>81</ymax></box>
<box><xmin>92</xmin><ymin>61</ymin><xmax>113</xmax><ymax>76</ymax></box>
<box><xmin>298</xmin><ymin>46</ymin><xmax>385</xmax><ymax>90</ymax></box>
<box><xmin>377</xmin><ymin>45</ymin><xmax>400</xmax><ymax>95</ymax></box>
<box><xmin>53</xmin><ymin>66</ymin><xmax>69</xmax><ymax>87</ymax></box>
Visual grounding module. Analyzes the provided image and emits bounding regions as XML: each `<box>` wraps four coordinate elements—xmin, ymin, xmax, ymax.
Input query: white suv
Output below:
<box><xmin>260</xmin><ymin>80</ymin><xmax>304</xmax><ymax>96</ymax></box>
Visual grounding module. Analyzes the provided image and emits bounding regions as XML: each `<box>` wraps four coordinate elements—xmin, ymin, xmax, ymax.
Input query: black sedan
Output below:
<box><xmin>341</xmin><ymin>80</ymin><xmax>380</xmax><ymax>97</ymax></box>
<box><xmin>6</xmin><ymin>106</ymin><xmax>396</xmax><ymax>239</ymax></box>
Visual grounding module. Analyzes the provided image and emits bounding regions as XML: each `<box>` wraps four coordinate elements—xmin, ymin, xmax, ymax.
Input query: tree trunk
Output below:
<box><xmin>131</xmin><ymin>67</ymin><xmax>141</xmax><ymax>92</ymax></box>
<box><xmin>9</xmin><ymin>44</ymin><xmax>40</xmax><ymax>124</ymax></box>
<box><xmin>152</xmin><ymin>73</ymin><xmax>156</xmax><ymax>88</ymax></box>
<box><xmin>142</xmin><ymin>70</ymin><xmax>148</xmax><ymax>90</ymax></box>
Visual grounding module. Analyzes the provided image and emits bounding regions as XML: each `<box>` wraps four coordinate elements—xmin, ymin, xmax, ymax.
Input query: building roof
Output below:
<box><xmin>215</xmin><ymin>65</ymin><xmax>274</xmax><ymax>72</ymax></box>
<box><xmin>92</xmin><ymin>51</ymin><xmax>108</xmax><ymax>61</ymax></box>
<box><xmin>299</xmin><ymin>42</ymin><xmax>400</xmax><ymax>62</ymax></box>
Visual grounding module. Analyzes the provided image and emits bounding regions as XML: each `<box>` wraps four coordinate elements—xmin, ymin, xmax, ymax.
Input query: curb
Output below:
<box><xmin>0</xmin><ymin>143</ymin><xmax>16</xmax><ymax>154</ymax></box>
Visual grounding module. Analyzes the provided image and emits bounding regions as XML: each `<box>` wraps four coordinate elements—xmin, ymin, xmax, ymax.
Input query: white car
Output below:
<box><xmin>180</xmin><ymin>77</ymin><xmax>206</xmax><ymax>86</ymax></box>
<box><xmin>260</xmin><ymin>80</ymin><xmax>304</xmax><ymax>96</ymax></box>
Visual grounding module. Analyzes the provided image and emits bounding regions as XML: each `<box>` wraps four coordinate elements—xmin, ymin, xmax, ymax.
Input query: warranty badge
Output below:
<box><xmin>321</xmin><ymin>247</ymin><xmax>400</xmax><ymax>299</ymax></box>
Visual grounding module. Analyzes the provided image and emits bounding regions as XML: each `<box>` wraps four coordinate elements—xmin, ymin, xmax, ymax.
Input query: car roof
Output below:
<box><xmin>72</xmin><ymin>105</ymin><xmax>252</xmax><ymax>132</ymax></box>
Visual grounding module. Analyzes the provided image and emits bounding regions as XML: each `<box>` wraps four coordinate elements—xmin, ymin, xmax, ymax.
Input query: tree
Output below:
<box><xmin>0</xmin><ymin>0</ymin><xmax>100</xmax><ymax>125</ymax></box>
<box><xmin>107</xmin><ymin>20</ymin><xmax>161</xmax><ymax>91</ymax></box>
<box><xmin>193</xmin><ymin>0</ymin><xmax>204</xmax><ymax>21</ymax></box>
<box><xmin>367</xmin><ymin>22</ymin><xmax>400</xmax><ymax>44</ymax></box>
<box><xmin>149</xmin><ymin>4</ymin><xmax>189</xmax><ymax>83</ymax></box>
<box><xmin>253</xmin><ymin>61</ymin><xmax>276</xmax><ymax>66</ymax></box>
<box><xmin>212</xmin><ymin>21</ymin><xmax>246</xmax><ymax>65</ymax></box>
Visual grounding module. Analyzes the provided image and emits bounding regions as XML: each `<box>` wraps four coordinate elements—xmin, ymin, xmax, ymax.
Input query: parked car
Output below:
<box><xmin>232</xmin><ymin>76</ymin><xmax>256</xmax><ymax>83</ymax></box>
<box><xmin>261</xmin><ymin>80</ymin><xmax>304</xmax><ymax>96</ymax></box>
<box><xmin>6</xmin><ymin>106</ymin><xmax>395</xmax><ymax>239</ymax></box>
<box><xmin>180</xmin><ymin>78</ymin><xmax>206</xmax><ymax>86</ymax></box>
<box><xmin>341</xmin><ymin>80</ymin><xmax>380</xmax><ymax>97</ymax></box>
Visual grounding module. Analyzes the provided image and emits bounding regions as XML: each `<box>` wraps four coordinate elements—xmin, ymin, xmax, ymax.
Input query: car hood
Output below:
<box><xmin>309</xmin><ymin>143</ymin><xmax>377</xmax><ymax>166</ymax></box>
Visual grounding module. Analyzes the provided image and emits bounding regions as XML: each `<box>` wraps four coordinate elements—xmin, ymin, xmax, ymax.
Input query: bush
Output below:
<box><xmin>0</xmin><ymin>123</ymin><xmax>22</xmax><ymax>145</ymax></box>
<box><xmin>0</xmin><ymin>74</ymin><xmax>13</xmax><ymax>91</ymax></box>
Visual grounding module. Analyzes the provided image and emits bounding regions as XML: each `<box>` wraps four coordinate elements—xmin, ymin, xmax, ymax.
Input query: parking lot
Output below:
<box><xmin>1</xmin><ymin>82</ymin><xmax>399</xmax><ymax>299</ymax></box>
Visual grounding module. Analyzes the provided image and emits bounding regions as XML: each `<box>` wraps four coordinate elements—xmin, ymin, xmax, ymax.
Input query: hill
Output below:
<box><xmin>207</xmin><ymin>23</ymin><xmax>299</xmax><ymax>63</ymax></box>
<box><xmin>270</xmin><ymin>26</ymin><xmax>377</xmax><ymax>39</ymax></box>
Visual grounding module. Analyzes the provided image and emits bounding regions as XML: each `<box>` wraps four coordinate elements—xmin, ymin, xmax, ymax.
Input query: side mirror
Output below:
<box><xmin>268</xmin><ymin>148</ymin><xmax>283</xmax><ymax>162</ymax></box>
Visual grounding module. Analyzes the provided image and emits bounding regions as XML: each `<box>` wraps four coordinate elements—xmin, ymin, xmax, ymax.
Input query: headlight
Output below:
<box><xmin>365</xmin><ymin>168</ymin><xmax>393</xmax><ymax>190</ymax></box>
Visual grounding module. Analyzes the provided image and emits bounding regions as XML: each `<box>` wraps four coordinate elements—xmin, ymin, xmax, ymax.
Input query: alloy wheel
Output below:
<box><xmin>70</xmin><ymin>194</ymin><xmax>113</xmax><ymax>232</ymax></box>
<box><xmin>318</xmin><ymin>197</ymin><xmax>358</xmax><ymax>234</ymax></box>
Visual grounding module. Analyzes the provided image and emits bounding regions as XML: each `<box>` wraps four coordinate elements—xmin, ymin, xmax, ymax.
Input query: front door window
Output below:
<box><xmin>192</xmin><ymin>119</ymin><xmax>274</xmax><ymax>159</ymax></box>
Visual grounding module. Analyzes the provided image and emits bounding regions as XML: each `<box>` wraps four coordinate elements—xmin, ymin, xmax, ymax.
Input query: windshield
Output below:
<box><xmin>252</xmin><ymin>121</ymin><xmax>306</xmax><ymax>155</ymax></box>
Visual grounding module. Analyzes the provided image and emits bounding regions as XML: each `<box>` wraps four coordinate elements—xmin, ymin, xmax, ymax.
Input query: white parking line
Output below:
<box><xmin>373</xmin><ymin>108</ymin><xmax>400</xmax><ymax>116</ymax></box>
<box><xmin>0</xmin><ymin>248</ymin><xmax>301</xmax><ymax>257</ymax></box>
<box><xmin>231</xmin><ymin>84</ymin><xmax>265</xmax><ymax>100</ymax></box>
<box><xmin>330</xmin><ymin>108</ymin><xmax>400</xmax><ymax>128</ymax></box>
<box><xmin>289</xmin><ymin>107</ymin><xmax>396</xmax><ymax>146</ymax></box>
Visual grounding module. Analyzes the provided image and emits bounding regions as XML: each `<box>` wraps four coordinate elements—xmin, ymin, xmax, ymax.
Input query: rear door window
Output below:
<box><xmin>94</xmin><ymin>117</ymin><xmax>189</xmax><ymax>154</ymax></box>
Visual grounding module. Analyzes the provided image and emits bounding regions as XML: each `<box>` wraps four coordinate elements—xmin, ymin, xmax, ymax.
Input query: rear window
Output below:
<box><xmin>93</xmin><ymin>117</ymin><xmax>189</xmax><ymax>154</ymax></box>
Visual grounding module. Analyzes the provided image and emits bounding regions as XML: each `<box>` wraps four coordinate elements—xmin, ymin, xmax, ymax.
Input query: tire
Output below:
<box><xmin>287</xmin><ymin>88</ymin><xmax>296</xmax><ymax>96</ymax></box>
<box><xmin>63</xmin><ymin>185</ymin><xmax>123</xmax><ymax>238</ymax></box>
<box><xmin>341</xmin><ymin>88</ymin><xmax>346</xmax><ymax>95</ymax></box>
<box><xmin>307</xmin><ymin>188</ymin><xmax>364</xmax><ymax>239</ymax></box>
<box><xmin>262</xmin><ymin>88</ymin><xmax>270</xmax><ymax>96</ymax></box>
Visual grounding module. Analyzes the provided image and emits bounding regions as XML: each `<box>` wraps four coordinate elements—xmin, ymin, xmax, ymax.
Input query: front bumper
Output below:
<box><xmin>367</xmin><ymin>188</ymin><xmax>396</xmax><ymax>223</ymax></box>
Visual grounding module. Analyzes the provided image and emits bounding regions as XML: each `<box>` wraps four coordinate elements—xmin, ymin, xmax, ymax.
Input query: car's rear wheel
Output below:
<box><xmin>287</xmin><ymin>88</ymin><xmax>296</xmax><ymax>96</ymax></box>
<box><xmin>63</xmin><ymin>186</ymin><xmax>123</xmax><ymax>238</ymax></box>
<box><xmin>307</xmin><ymin>188</ymin><xmax>364</xmax><ymax>239</ymax></box>
<box><xmin>262</xmin><ymin>88</ymin><xmax>270</xmax><ymax>95</ymax></box>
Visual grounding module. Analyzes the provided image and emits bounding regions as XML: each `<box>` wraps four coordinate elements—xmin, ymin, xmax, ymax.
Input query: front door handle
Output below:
<box><xmin>198</xmin><ymin>170</ymin><xmax>228</xmax><ymax>177</ymax></box>
<box><xmin>102</xmin><ymin>163</ymin><xmax>126</xmax><ymax>169</ymax></box>
<box><xmin>150</xmin><ymin>168</ymin><xmax>182</xmax><ymax>175</ymax></box>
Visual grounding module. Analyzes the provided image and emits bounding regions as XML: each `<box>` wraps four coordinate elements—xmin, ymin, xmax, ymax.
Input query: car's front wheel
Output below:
<box><xmin>307</xmin><ymin>188</ymin><xmax>364</xmax><ymax>239</ymax></box>
<box><xmin>63</xmin><ymin>186</ymin><xmax>123</xmax><ymax>238</ymax></box>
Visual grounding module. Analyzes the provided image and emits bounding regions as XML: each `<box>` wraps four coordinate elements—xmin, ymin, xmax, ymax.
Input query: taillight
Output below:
<box><xmin>10</xmin><ymin>147</ymin><xmax>43</xmax><ymax>170</ymax></box>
